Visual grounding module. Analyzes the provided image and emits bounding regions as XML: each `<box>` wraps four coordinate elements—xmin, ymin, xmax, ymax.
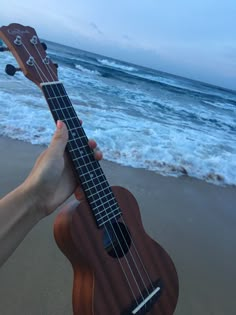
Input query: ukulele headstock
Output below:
<box><xmin>0</xmin><ymin>23</ymin><xmax>58</xmax><ymax>86</ymax></box>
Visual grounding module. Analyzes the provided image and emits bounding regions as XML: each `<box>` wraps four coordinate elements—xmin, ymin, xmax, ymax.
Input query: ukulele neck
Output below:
<box><xmin>41</xmin><ymin>81</ymin><xmax>121</xmax><ymax>227</ymax></box>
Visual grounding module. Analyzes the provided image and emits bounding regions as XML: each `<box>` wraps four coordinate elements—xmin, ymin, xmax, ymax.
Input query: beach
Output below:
<box><xmin>0</xmin><ymin>136</ymin><xmax>236</xmax><ymax>315</ymax></box>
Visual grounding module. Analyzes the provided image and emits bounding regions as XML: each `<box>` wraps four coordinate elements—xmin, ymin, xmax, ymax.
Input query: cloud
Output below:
<box><xmin>122</xmin><ymin>34</ymin><xmax>132</xmax><ymax>41</ymax></box>
<box><xmin>89</xmin><ymin>22</ymin><xmax>103</xmax><ymax>35</ymax></box>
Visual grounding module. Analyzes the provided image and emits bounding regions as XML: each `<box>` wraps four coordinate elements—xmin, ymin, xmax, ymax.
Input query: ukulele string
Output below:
<box><xmin>35</xmin><ymin>47</ymin><xmax>151</xmax><ymax>302</ymax></box>
<box><xmin>43</xmin><ymin>64</ymin><xmax>152</xmax><ymax>300</ymax></box>
<box><xmin>51</xmin><ymin>84</ymin><xmax>146</xmax><ymax>301</ymax></box>
<box><xmin>59</xmin><ymin>84</ymin><xmax>153</xmax><ymax>298</ymax></box>
<box><xmin>20</xmin><ymin>40</ymin><xmax>140</xmax><ymax>302</ymax></box>
<box><xmin>28</xmin><ymin>40</ymin><xmax>153</xmax><ymax>302</ymax></box>
<box><xmin>31</xmin><ymin>44</ymin><xmax>152</xmax><ymax>298</ymax></box>
<box><xmin>120</xmin><ymin>216</ymin><xmax>154</xmax><ymax>290</ymax></box>
<box><xmin>44</xmin><ymin>84</ymin><xmax>142</xmax><ymax>303</ymax></box>
<box><xmin>30</xmin><ymin>54</ymin><xmax>142</xmax><ymax>301</ymax></box>
<box><xmin>31</xmin><ymin>48</ymin><xmax>143</xmax><ymax>299</ymax></box>
<box><xmin>21</xmin><ymin>43</ymin><xmax>53</xmax><ymax>83</ymax></box>
<box><xmin>34</xmin><ymin>43</ymin><xmax>58</xmax><ymax>82</ymax></box>
<box><xmin>58</xmin><ymin>84</ymin><xmax>154</xmax><ymax>296</ymax></box>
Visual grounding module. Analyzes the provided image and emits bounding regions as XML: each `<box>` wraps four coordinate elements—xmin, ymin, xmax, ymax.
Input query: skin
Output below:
<box><xmin>0</xmin><ymin>120</ymin><xmax>102</xmax><ymax>267</ymax></box>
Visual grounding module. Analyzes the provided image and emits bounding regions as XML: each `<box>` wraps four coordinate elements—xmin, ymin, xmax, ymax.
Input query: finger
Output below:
<box><xmin>74</xmin><ymin>186</ymin><xmax>86</xmax><ymax>201</ymax></box>
<box><xmin>94</xmin><ymin>150</ymin><xmax>103</xmax><ymax>160</ymax></box>
<box><xmin>48</xmin><ymin>120</ymin><xmax>68</xmax><ymax>157</ymax></box>
<box><xmin>88</xmin><ymin>139</ymin><xmax>97</xmax><ymax>149</ymax></box>
<box><xmin>88</xmin><ymin>139</ymin><xmax>103</xmax><ymax>160</ymax></box>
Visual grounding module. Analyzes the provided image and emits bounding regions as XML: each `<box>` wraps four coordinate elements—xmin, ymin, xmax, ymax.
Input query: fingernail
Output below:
<box><xmin>57</xmin><ymin>120</ymin><xmax>63</xmax><ymax>129</ymax></box>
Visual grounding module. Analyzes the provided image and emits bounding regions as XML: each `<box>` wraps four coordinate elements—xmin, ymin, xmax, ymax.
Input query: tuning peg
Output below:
<box><xmin>54</xmin><ymin>63</ymin><xmax>59</xmax><ymax>68</ymax></box>
<box><xmin>5</xmin><ymin>64</ymin><xmax>22</xmax><ymax>76</ymax></box>
<box><xmin>0</xmin><ymin>46</ymin><xmax>10</xmax><ymax>52</ymax></box>
<box><xmin>41</xmin><ymin>42</ymin><xmax>47</xmax><ymax>51</ymax></box>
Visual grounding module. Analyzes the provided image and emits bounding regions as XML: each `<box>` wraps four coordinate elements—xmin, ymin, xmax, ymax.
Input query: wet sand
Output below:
<box><xmin>0</xmin><ymin>136</ymin><xmax>236</xmax><ymax>315</ymax></box>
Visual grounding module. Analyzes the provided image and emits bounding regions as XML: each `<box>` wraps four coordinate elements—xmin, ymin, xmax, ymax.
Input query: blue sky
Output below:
<box><xmin>1</xmin><ymin>0</ymin><xmax>235</xmax><ymax>89</ymax></box>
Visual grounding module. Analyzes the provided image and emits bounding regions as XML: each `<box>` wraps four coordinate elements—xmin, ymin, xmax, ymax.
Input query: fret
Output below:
<box><xmin>97</xmin><ymin>209</ymin><xmax>121</xmax><ymax>223</ymax></box>
<box><xmin>96</xmin><ymin>207</ymin><xmax>120</xmax><ymax>221</ymax></box>
<box><xmin>75</xmin><ymin>164</ymin><xmax>102</xmax><ymax>177</ymax></box>
<box><xmin>72</xmin><ymin>154</ymin><xmax>91</xmax><ymax>163</ymax></box>
<box><xmin>69</xmin><ymin>142</ymin><xmax>88</xmax><ymax>150</ymax></box>
<box><xmin>68</xmin><ymin>141</ymin><xmax>88</xmax><ymax>152</ymax></box>
<box><xmin>93</xmin><ymin>199</ymin><xmax>118</xmax><ymax>213</ymax></box>
<box><xmin>80</xmin><ymin>161</ymin><xmax>100</xmax><ymax>175</ymax></box>
<box><xmin>63</xmin><ymin>116</ymin><xmax>80</xmax><ymax>122</ymax></box>
<box><xmin>68</xmin><ymin>136</ymin><xmax>87</xmax><ymax>144</ymax></box>
<box><xmin>91</xmin><ymin>194</ymin><xmax>116</xmax><ymax>208</ymax></box>
<box><xmin>41</xmin><ymin>82</ymin><xmax>122</xmax><ymax>227</ymax></box>
<box><xmin>92</xmin><ymin>202</ymin><xmax>114</xmax><ymax>216</ymax></box>
<box><xmin>69</xmin><ymin>130</ymin><xmax>86</xmax><ymax>138</ymax></box>
<box><xmin>72</xmin><ymin>155</ymin><xmax>97</xmax><ymax>167</ymax></box>
<box><xmin>42</xmin><ymin>82</ymin><xmax>66</xmax><ymax>98</ymax></box>
<box><xmin>97</xmin><ymin>212</ymin><xmax>121</xmax><ymax>226</ymax></box>
<box><xmin>51</xmin><ymin>105</ymin><xmax>73</xmax><ymax>111</ymax></box>
<box><xmin>92</xmin><ymin>200</ymin><xmax>118</xmax><ymax>215</ymax></box>
<box><xmin>92</xmin><ymin>196</ymin><xmax>115</xmax><ymax>213</ymax></box>
<box><xmin>86</xmin><ymin>186</ymin><xmax>112</xmax><ymax>200</ymax></box>
<box><xmin>62</xmin><ymin>117</ymin><xmax>80</xmax><ymax>130</ymax></box>
<box><xmin>49</xmin><ymin>103</ymin><xmax>76</xmax><ymax>118</ymax></box>
<box><xmin>47</xmin><ymin>95</ymin><xmax>68</xmax><ymax>101</ymax></box>
<box><xmin>68</xmin><ymin>126</ymin><xmax>82</xmax><ymax>132</ymax></box>
<box><xmin>81</xmin><ymin>173</ymin><xmax>105</xmax><ymax>186</ymax></box>
<box><xmin>71</xmin><ymin>150</ymin><xmax>93</xmax><ymax>161</ymax></box>
<box><xmin>79</xmin><ymin>171</ymin><xmax>104</xmax><ymax>187</ymax></box>
<box><xmin>89</xmin><ymin>188</ymin><xmax>114</xmax><ymax>207</ymax></box>
<box><xmin>90</xmin><ymin>174</ymin><xmax>107</xmax><ymax>185</ymax></box>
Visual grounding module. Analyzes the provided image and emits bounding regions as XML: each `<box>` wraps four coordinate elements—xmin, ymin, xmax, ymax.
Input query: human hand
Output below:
<box><xmin>23</xmin><ymin>120</ymin><xmax>102</xmax><ymax>218</ymax></box>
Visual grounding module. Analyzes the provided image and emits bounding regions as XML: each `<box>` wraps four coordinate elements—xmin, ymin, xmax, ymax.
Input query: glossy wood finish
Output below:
<box><xmin>54</xmin><ymin>186</ymin><xmax>179</xmax><ymax>315</ymax></box>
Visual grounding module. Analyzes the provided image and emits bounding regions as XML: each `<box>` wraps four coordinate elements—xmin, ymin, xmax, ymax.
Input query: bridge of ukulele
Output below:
<box><xmin>121</xmin><ymin>279</ymin><xmax>163</xmax><ymax>315</ymax></box>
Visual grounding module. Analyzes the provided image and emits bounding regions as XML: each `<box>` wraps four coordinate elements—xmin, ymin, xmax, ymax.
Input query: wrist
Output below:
<box><xmin>19</xmin><ymin>181</ymin><xmax>46</xmax><ymax>222</ymax></box>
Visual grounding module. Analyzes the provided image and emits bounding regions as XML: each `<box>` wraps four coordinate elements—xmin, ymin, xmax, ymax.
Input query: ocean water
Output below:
<box><xmin>0</xmin><ymin>41</ymin><xmax>236</xmax><ymax>186</ymax></box>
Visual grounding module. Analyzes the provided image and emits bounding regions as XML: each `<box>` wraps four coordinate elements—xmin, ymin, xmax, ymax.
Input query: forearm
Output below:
<box><xmin>0</xmin><ymin>183</ymin><xmax>43</xmax><ymax>267</ymax></box>
<box><xmin>0</xmin><ymin>122</ymin><xmax>101</xmax><ymax>269</ymax></box>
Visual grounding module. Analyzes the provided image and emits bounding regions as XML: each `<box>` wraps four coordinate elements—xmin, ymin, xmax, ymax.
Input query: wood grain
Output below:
<box><xmin>54</xmin><ymin>186</ymin><xmax>179</xmax><ymax>315</ymax></box>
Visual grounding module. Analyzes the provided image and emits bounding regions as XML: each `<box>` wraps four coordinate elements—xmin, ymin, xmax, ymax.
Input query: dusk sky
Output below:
<box><xmin>1</xmin><ymin>0</ymin><xmax>235</xmax><ymax>89</ymax></box>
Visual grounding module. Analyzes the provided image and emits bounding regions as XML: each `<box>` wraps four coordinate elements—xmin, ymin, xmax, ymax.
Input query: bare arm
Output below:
<box><xmin>0</xmin><ymin>183</ymin><xmax>43</xmax><ymax>267</ymax></box>
<box><xmin>0</xmin><ymin>121</ymin><xmax>102</xmax><ymax>267</ymax></box>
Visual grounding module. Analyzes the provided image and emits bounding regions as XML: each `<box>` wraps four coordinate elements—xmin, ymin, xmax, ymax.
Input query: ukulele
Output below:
<box><xmin>0</xmin><ymin>23</ymin><xmax>179</xmax><ymax>315</ymax></box>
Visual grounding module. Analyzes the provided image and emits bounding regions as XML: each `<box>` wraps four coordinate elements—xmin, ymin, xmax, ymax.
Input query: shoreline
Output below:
<box><xmin>0</xmin><ymin>135</ymin><xmax>235</xmax><ymax>190</ymax></box>
<box><xmin>0</xmin><ymin>136</ymin><xmax>236</xmax><ymax>314</ymax></box>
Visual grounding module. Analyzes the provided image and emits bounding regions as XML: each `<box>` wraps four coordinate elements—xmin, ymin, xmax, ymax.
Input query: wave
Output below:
<box><xmin>75</xmin><ymin>64</ymin><xmax>100</xmax><ymax>76</ymax></box>
<box><xmin>1</xmin><ymin>41</ymin><xmax>236</xmax><ymax>188</ymax></box>
<box><xmin>124</xmin><ymin>71</ymin><xmax>236</xmax><ymax>102</ymax></box>
<box><xmin>97</xmin><ymin>59</ymin><xmax>137</xmax><ymax>72</ymax></box>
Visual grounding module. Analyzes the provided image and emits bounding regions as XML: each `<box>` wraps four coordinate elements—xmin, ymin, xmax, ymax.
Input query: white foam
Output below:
<box><xmin>75</xmin><ymin>64</ymin><xmax>100</xmax><ymax>75</ymax></box>
<box><xmin>98</xmin><ymin>59</ymin><xmax>137</xmax><ymax>72</ymax></box>
<box><xmin>0</xmin><ymin>49</ymin><xmax>236</xmax><ymax>186</ymax></box>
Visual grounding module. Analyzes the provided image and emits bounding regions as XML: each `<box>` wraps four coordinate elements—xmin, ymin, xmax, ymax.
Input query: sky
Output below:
<box><xmin>0</xmin><ymin>0</ymin><xmax>236</xmax><ymax>90</ymax></box>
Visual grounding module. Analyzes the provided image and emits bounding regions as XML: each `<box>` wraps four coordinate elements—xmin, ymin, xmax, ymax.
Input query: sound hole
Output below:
<box><xmin>103</xmin><ymin>222</ymin><xmax>131</xmax><ymax>258</ymax></box>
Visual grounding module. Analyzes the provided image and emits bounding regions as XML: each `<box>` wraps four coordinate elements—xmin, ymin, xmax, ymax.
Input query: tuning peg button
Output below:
<box><xmin>5</xmin><ymin>64</ymin><xmax>22</xmax><ymax>76</ymax></box>
<box><xmin>41</xmin><ymin>42</ymin><xmax>47</xmax><ymax>51</ymax></box>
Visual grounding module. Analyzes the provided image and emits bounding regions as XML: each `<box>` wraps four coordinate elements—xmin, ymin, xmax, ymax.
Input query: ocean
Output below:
<box><xmin>0</xmin><ymin>40</ymin><xmax>236</xmax><ymax>186</ymax></box>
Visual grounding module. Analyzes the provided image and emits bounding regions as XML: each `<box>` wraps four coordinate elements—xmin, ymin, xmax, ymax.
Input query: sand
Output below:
<box><xmin>0</xmin><ymin>136</ymin><xmax>236</xmax><ymax>315</ymax></box>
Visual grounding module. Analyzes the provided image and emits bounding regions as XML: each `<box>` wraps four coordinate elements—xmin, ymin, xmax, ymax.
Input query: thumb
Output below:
<box><xmin>48</xmin><ymin>120</ymin><xmax>69</xmax><ymax>157</ymax></box>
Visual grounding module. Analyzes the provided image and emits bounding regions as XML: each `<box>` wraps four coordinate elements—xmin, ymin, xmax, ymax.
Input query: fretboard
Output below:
<box><xmin>41</xmin><ymin>82</ymin><xmax>121</xmax><ymax>227</ymax></box>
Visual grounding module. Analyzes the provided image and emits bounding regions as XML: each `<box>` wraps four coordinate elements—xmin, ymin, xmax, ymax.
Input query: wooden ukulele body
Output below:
<box><xmin>54</xmin><ymin>186</ymin><xmax>179</xmax><ymax>315</ymax></box>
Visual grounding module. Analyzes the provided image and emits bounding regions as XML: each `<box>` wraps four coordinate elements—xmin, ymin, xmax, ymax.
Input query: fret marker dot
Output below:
<box><xmin>72</xmin><ymin>132</ymin><xmax>76</xmax><ymax>136</ymax></box>
<box><xmin>80</xmin><ymin>150</ymin><xmax>84</xmax><ymax>154</ymax></box>
<box><xmin>90</xmin><ymin>173</ymin><xmax>94</xmax><ymax>178</ymax></box>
